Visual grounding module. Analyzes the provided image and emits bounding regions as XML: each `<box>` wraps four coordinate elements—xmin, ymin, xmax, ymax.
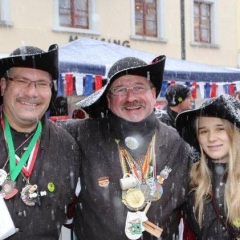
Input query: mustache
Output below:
<box><xmin>16</xmin><ymin>96</ymin><xmax>42</xmax><ymax>105</ymax></box>
<box><xmin>123</xmin><ymin>101</ymin><xmax>146</xmax><ymax>108</ymax></box>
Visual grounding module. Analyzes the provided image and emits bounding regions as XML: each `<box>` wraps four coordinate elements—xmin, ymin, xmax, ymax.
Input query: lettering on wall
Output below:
<box><xmin>69</xmin><ymin>35</ymin><xmax>131</xmax><ymax>48</ymax></box>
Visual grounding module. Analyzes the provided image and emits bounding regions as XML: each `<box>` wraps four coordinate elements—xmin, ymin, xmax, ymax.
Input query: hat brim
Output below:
<box><xmin>76</xmin><ymin>55</ymin><xmax>165</xmax><ymax>117</ymax></box>
<box><xmin>0</xmin><ymin>44</ymin><xmax>58</xmax><ymax>80</ymax></box>
<box><xmin>176</xmin><ymin>95</ymin><xmax>240</xmax><ymax>152</ymax></box>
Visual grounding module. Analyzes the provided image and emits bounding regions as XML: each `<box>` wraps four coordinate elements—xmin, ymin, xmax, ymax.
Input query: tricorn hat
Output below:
<box><xmin>166</xmin><ymin>83</ymin><xmax>194</xmax><ymax>106</ymax></box>
<box><xmin>176</xmin><ymin>94</ymin><xmax>240</xmax><ymax>152</ymax></box>
<box><xmin>76</xmin><ymin>55</ymin><xmax>166</xmax><ymax>118</ymax></box>
<box><xmin>0</xmin><ymin>44</ymin><xmax>59</xmax><ymax>107</ymax></box>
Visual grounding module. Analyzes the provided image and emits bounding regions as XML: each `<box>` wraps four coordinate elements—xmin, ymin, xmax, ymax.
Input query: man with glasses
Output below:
<box><xmin>64</xmin><ymin>56</ymin><xmax>192</xmax><ymax>240</ymax></box>
<box><xmin>0</xmin><ymin>45</ymin><xmax>79</xmax><ymax>239</ymax></box>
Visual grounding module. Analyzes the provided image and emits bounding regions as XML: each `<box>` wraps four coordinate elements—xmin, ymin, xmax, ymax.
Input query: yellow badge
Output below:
<box><xmin>47</xmin><ymin>182</ymin><xmax>55</xmax><ymax>192</ymax></box>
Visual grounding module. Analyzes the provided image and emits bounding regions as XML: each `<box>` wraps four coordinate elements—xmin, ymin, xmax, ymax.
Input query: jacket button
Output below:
<box><xmin>17</xmin><ymin>210</ymin><xmax>26</xmax><ymax>217</ymax></box>
<box><xmin>220</xmin><ymin>215</ymin><xmax>223</xmax><ymax>219</ymax></box>
<box><xmin>222</xmin><ymin>227</ymin><xmax>226</xmax><ymax>231</ymax></box>
<box><xmin>219</xmin><ymin>203</ymin><xmax>223</xmax><ymax>207</ymax></box>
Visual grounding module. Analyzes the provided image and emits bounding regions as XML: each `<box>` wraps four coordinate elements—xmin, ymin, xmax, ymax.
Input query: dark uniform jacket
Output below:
<box><xmin>0</xmin><ymin>111</ymin><xmax>80</xmax><ymax>240</ymax></box>
<box><xmin>185</xmin><ymin>160</ymin><xmax>240</xmax><ymax>240</ymax></box>
<box><xmin>157</xmin><ymin>106</ymin><xmax>178</xmax><ymax>128</ymax></box>
<box><xmin>65</xmin><ymin>112</ymin><xmax>191</xmax><ymax>240</ymax></box>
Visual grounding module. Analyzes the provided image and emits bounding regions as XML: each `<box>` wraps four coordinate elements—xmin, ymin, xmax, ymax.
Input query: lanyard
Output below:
<box><xmin>116</xmin><ymin>133</ymin><xmax>156</xmax><ymax>181</ymax></box>
<box><xmin>3</xmin><ymin>114</ymin><xmax>42</xmax><ymax>181</ymax></box>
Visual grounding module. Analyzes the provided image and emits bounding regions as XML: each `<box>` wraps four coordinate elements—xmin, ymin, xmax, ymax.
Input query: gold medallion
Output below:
<box><xmin>124</xmin><ymin>188</ymin><xmax>145</xmax><ymax>210</ymax></box>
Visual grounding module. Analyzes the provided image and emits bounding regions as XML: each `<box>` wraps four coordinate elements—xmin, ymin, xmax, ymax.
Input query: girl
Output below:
<box><xmin>176</xmin><ymin>95</ymin><xmax>240</xmax><ymax>239</ymax></box>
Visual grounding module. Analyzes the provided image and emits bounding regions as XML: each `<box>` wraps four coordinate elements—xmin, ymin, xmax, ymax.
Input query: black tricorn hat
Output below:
<box><xmin>176</xmin><ymin>94</ymin><xmax>240</xmax><ymax>152</ymax></box>
<box><xmin>0</xmin><ymin>44</ymin><xmax>58</xmax><ymax>107</ymax></box>
<box><xmin>76</xmin><ymin>55</ymin><xmax>166</xmax><ymax>118</ymax></box>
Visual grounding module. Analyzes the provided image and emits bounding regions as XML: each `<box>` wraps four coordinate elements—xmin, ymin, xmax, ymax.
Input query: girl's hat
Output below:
<box><xmin>176</xmin><ymin>95</ymin><xmax>240</xmax><ymax>152</ymax></box>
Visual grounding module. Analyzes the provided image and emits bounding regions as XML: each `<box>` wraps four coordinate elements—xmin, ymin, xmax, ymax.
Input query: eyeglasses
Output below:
<box><xmin>8</xmin><ymin>77</ymin><xmax>53</xmax><ymax>90</ymax></box>
<box><xmin>109</xmin><ymin>84</ymin><xmax>151</xmax><ymax>96</ymax></box>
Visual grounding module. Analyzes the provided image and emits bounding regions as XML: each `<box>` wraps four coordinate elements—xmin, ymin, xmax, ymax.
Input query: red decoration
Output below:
<box><xmin>210</xmin><ymin>82</ymin><xmax>217</xmax><ymax>98</ymax></box>
<box><xmin>65</xmin><ymin>73</ymin><xmax>74</xmax><ymax>95</ymax></box>
<box><xmin>95</xmin><ymin>75</ymin><xmax>102</xmax><ymax>91</ymax></box>
<box><xmin>191</xmin><ymin>82</ymin><xmax>197</xmax><ymax>99</ymax></box>
<box><xmin>229</xmin><ymin>83</ymin><xmax>235</xmax><ymax>96</ymax></box>
<box><xmin>169</xmin><ymin>79</ymin><xmax>176</xmax><ymax>85</ymax></box>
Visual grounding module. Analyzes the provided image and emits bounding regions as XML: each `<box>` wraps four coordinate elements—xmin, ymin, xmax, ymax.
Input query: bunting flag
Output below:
<box><xmin>158</xmin><ymin>80</ymin><xmax>240</xmax><ymax>99</ymax></box>
<box><xmin>75</xmin><ymin>73</ymin><xmax>84</xmax><ymax>96</ymax></box>
<box><xmin>57</xmin><ymin>74</ymin><xmax>64</xmax><ymax>96</ymax></box>
<box><xmin>185</xmin><ymin>81</ymin><xmax>191</xmax><ymax>88</ymax></box>
<box><xmin>95</xmin><ymin>75</ymin><xmax>102</xmax><ymax>91</ymax></box>
<box><xmin>204</xmin><ymin>83</ymin><xmax>211</xmax><ymax>98</ymax></box>
<box><xmin>191</xmin><ymin>82</ymin><xmax>197</xmax><ymax>99</ymax></box>
<box><xmin>223</xmin><ymin>84</ymin><xmax>229</xmax><ymax>95</ymax></box>
<box><xmin>210</xmin><ymin>83</ymin><xmax>217</xmax><ymax>98</ymax></box>
<box><xmin>236</xmin><ymin>82</ymin><xmax>240</xmax><ymax>91</ymax></box>
<box><xmin>169</xmin><ymin>80</ymin><xmax>176</xmax><ymax>85</ymax></box>
<box><xmin>229</xmin><ymin>83</ymin><xmax>235</xmax><ymax>96</ymax></box>
<box><xmin>160</xmin><ymin>81</ymin><xmax>169</xmax><ymax>97</ymax></box>
<box><xmin>65</xmin><ymin>73</ymin><xmax>74</xmax><ymax>95</ymax></box>
<box><xmin>218</xmin><ymin>83</ymin><xmax>225</xmax><ymax>96</ymax></box>
<box><xmin>84</xmin><ymin>75</ymin><xmax>94</xmax><ymax>96</ymax></box>
<box><xmin>58</xmin><ymin>72</ymin><xmax>240</xmax><ymax>99</ymax></box>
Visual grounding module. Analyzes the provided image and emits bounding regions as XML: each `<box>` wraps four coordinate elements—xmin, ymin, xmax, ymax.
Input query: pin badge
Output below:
<box><xmin>47</xmin><ymin>182</ymin><xmax>55</xmax><ymax>192</ymax></box>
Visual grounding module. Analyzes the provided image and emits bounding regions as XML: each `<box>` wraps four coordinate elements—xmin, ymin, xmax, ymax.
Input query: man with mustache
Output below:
<box><xmin>64</xmin><ymin>55</ymin><xmax>192</xmax><ymax>240</ymax></box>
<box><xmin>0</xmin><ymin>45</ymin><xmax>79</xmax><ymax>239</ymax></box>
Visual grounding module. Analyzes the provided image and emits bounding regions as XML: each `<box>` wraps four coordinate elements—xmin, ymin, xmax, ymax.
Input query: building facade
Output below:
<box><xmin>0</xmin><ymin>0</ymin><xmax>239</xmax><ymax>68</ymax></box>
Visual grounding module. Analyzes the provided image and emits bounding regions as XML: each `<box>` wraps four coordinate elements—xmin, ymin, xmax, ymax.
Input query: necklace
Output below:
<box><xmin>117</xmin><ymin>133</ymin><xmax>156</xmax><ymax>182</ymax></box>
<box><xmin>116</xmin><ymin>133</ymin><xmax>163</xmax><ymax>211</ymax></box>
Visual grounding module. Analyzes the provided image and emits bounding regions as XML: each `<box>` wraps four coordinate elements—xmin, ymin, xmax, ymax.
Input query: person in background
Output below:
<box><xmin>176</xmin><ymin>95</ymin><xmax>240</xmax><ymax>239</ymax></box>
<box><xmin>158</xmin><ymin>83</ymin><xmax>194</xmax><ymax>128</ymax></box>
<box><xmin>0</xmin><ymin>44</ymin><xmax>80</xmax><ymax>239</ymax></box>
<box><xmin>63</xmin><ymin>55</ymin><xmax>192</xmax><ymax>240</ymax></box>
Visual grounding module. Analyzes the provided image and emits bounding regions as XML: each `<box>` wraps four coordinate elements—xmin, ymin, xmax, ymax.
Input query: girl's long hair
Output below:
<box><xmin>189</xmin><ymin>118</ymin><xmax>240</xmax><ymax>227</ymax></box>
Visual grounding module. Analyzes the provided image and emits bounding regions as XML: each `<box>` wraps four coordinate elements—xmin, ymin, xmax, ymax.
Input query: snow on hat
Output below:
<box><xmin>176</xmin><ymin>94</ymin><xmax>240</xmax><ymax>152</ymax></box>
<box><xmin>76</xmin><ymin>55</ymin><xmax>166</xmax><ymax>118</ymax></box>
<box><xmin>0</xmin><ymin>44</ymin><xmax>58</xmax><ymax>107</ymax></box>
<box><xmin>166</xmin><ymin>84</ymin><xmax>193</xmax><ymax>106</ymax></box>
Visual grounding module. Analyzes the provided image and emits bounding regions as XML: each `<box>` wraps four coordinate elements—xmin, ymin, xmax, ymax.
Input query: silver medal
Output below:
<box><xmin>21</xmin><ymin>184</ymin><xmax>38</xmax><ymax>206</ymax></box>
<box><xmin>125</xmin><ymin>137</ymin><xmax>139</xmax><ymax>150</ymax></box>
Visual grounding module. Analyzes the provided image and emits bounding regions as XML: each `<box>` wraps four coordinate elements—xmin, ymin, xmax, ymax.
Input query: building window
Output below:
<box><xmin>135</xmin><ymin>0</ymin><xmax>157</xmax><ymax>37</ymax></box>
<box><xmin>0</xmin><ymin>0</ymin><xmax>13</xmax><ymax>27</ymax></box>
<box><xmin>131</xmin><ymin>0</ymin><xmax>166</xmax><ymax>42</ymax></box>
<box><xmin>194</xmin><ymin>1</ymin><xmax>211</xmax><ymax>43</ymax></box>
<box><xmin>59</xmin><ymin>0</ymin><xmax>89</xmax><ymax>29</ymax></box>
<box><xmin>53</xmin><ymin>0</ymin><xmax>98</xmax><ymax>34</ymax></box>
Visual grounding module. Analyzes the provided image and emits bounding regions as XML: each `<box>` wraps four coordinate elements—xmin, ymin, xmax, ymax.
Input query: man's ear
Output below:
<box><xmin>151</xmin><ymin>87</ymin><xmax>157</xmax><ymax>98</ymax></box>
<box><xmin>0</xmin><ymin>77</ymin><xmax>7</xmax><ymax>96</ymax></box>
<box><xmin>106</xmin><ymin>92</ymin><xmax>111</xmax><ymax>109</ymax></box>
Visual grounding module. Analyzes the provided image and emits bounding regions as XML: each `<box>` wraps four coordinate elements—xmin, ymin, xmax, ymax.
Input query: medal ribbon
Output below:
<box><xmin>3</xmin><ymin>114</ymin><xmax>42</xmax><ymax>181</ymax></box>
<box><xmin>15</xmin><ymin>139</ymin><xmax>40</xmax><ymax>177</ymax></box>
<box><xmin>116</xmin><ymin>133</ymin><xmax>156</xmax><ymax>182</ymax></box>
